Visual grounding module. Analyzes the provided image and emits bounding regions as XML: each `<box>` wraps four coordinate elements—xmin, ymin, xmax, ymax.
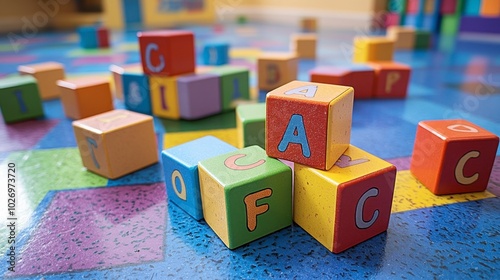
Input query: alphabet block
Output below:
<box><xmin>203</xmin><ymin>42</ymin><xmax>230</xmax><ymax>66</ymax></box>
<box><xmin>291</xmin><ymin>34</ymin><xmax>317</xmax><ymax>59</ymax></box>
<box><xmin>161</xmin><ymin>136</ymin><xmax>237</xmax><ymax>220</ymax></box>
<box><xmin>209</xmin><ymin>66</ymin><xmax>250</xmax><ymax>111</ymax></box>
<box><xmin>257</xmin><ymin>52</ymin><xmax>298</xmax><ymax>91</ymax></box>
<box><xmin>294</xmin><ymin>144</ymin><xmax>396</xmax><ymax>253</ymax></box>
<box><xmin>236</xmin><ymin>103</ymin><xmax>266</xmax><ymax>149</ymax></box>
<box><xmin>266</xmin><ymin>81</ymin><xmax>353</xmax><ymax>170</ymax></box>
<box><xmin>410</xmin><ymin>119</ymin><xmax>499</xmax><ymax>195</ymax></box>
<box><xmin>0</xmin><ymin>76</ymin><xmax>44</xmax><ymax>123</ymax></box>
<box><xmin>353</xmin><ymin>37</ymin><xmax>394</xmax><ymax>63</ymax></box>
<box><xmin>138</xmin><ymin>30</ymin><xmax>195</xmax><ymax>76</ymax></box>
<box><xmin>368</xmin><ymin>62</ymin><xmax>411</xmax><ymax>98</ymax></box>
<box><xmin>310</xmin><ymin>65</ymin><xmax>375</xmax><ymax>99</ymax></box>
<box><xmin>58</xmin><ymin>77</ymin><xmax>114</xmax><ymax>120</ymax></box>
<box><xmin>149</xmin><ymin>75</ymin><xmax>181</xmax><ymax>119</ymax></box>
<box><xmin>122</xmin><ymin>71</ymin><xmax>152</xmax><ymax>115</ymax></box>
<box><xmin>72</xmin><ymin>109</ymin><xmax>159</xmax><ymax>179</ymax></box>
<box><xmin>199</xmin><ymin>145</ymin><xmax>292</xmax><ymax>249</ymax></box>
<box><xmin>386</xmin><ymin>26</ymin><xmax>416</xmax><ymax>49</ymax></box>
<box><xmin>177</xmin><ymin>73</ymin><xmax>221</xmax><ymax>120</ymax></box>
<box><xmin>109</xmin><ymin>63</ymin><xmax>142</xmax><ymax>100</ymax></box>
<box><xmin>78</xmin><ymin>26</ymin><xmax>98</xmax><ymax>49</ymax></box>
<box><xmin>18</xmin><ymin>61</ymin><xmax>65</xmax><ymax>100</ymax></box>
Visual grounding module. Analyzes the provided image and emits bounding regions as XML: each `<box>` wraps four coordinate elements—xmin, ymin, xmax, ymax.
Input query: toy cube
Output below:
<box><xmin>294</xmin><ymin>144</ymin><xmax>397</xmax><ymax>253</ymax></box>
<box><xmin>177</xmin><ymin>73</ymin><xmax>221</xmax><ymax>120</ymax></box>
<box><xmin>149</xmin><ymin>75</ymin><xmax>181</xmax><ymax>119</ymax></box>
<box><xmin>78</xmin><ymin>26</ymin><xmax>98</xmax><ymax>49</ymax></box>
<box><xmin>385</xmin><ymin>12</ymin><xmax>400</xmax><ymax>27</ymax></box>
<box><xmin>58</xmin><ymin>77</ymin><xmax>114</xmax><ymax>120</ymax></box>
<box><xmin>0</xmin><ymin>76</ymin><xmax>44</xmax><ymax>123</ymax></box>
<box><xmin>291</xmin><ymin>34</ymin><xmax>317</xmax><ymax>59</ymax></box>
<box><xmin>209</xmin><ymin>66</ymin><xmax>250</xmax><ymax>111</ymax></box>
<box><xmin>441</xmin><ymin>0</ymin><xmax>458</xmax><ymax>14</ymax></box>
<box><xmin>138</xmin><ymin>30</ymin><xmax>195</xmax><ymax>76</ymax></box>
<box><xmin>162</xmin><ymin>136</ymin><xmax>237</xmax><ymax>220</ymax></box>
<box><xmin>236</xmin><ymin>103</ymin><xmax>266</xmax><ymax>149</ymax></box>
<box><xmin>310</xmin><ymin>65</ymin><xmax>375</xmax><ymax>99</ymax></box>
<box><xmin>199</xmin><ymin>145</ymin><xmax>292</xmax><ymax>249</ymax></box>
<box><xmin>386</xmin><ymin>26</ymin><xmax>416</xmax><ymax>49</ymax></box>
<box><xmin>18</xmin><ymin>62</ymin><xmax>65</xmax><ymax>100</ymax></box>
<box><xmin>407</xmin><ymin>0</ymin><xmax>420</xmax><ymax>13</ymax></box>
<box><xmin>368</xmin><ymin>62</ymin><xmax>411</xmax><ymax>98</ymax></box>
<box><xmin>257</xmin><ymin>52</ymin><xmax>298</xmax><ymax>91</ymax></box>
<box><xmin>109</xmin><ymin>63</ymin><xmax>142</xmax><ymax>100</ymax></box>
<box><xmin>414</xmin><ymin>30</ymin><xmax>432</xmax><ymax>49</ymax></box>
<box><xmin>410</xmin><ymin>119</ymin><xmax>499</xmax><ymax>195</ymax></box>
<box><xmin>440</xmin><ymin>14</ymin><xmax>460</xmax><ymax>35</ymax></box>
<box><xmin>97</xmin><ymin>27</ymin><xmax>110</xmax><ymax>48</ymax></box>
<box><xmin>266</xmin><ymin>81</ymin><xmax>354</xmax><ymax>170</ymax></box>
<box><xmin>353</xmin><ymin>36</ymin><xmax>394</xmax><ymax>63</ymax></box>
<box><xmin>480</xmin><ymin>0</ymin><xmax>500</xmax><ymax>16</ymax></box>
<box><xmin>123</xmin><ymin>71</ymin><xmax>151</xmax><ymax>115</ymax></box>
<box><xmin>301</xmin><ymin>17</ymin><xmax>317</xmax><ymax>32</ymax></box>
<box><xmin>203</xmin><ymin>42</ymin><xmax>229</xmax><ymax>66</ymax></box>
<box><xmin>72</xmin><ymin>109</ymin><xmax>158</xmax><ymax>179</ymax></box>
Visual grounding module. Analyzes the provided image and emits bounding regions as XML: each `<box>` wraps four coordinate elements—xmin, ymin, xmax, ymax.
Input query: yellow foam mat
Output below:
<box><xmin>164</xmin><ymin>128</ymin><xmax>239</xmax><ymax>149</ymax></box>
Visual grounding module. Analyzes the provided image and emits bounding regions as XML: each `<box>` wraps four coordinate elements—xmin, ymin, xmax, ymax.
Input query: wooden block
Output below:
<box><xmin>58</xmin><ymin>77</ymin><xmax>114</xmax><ymax>120</ymax></box>
<box><xmin>236</xmin><ymin>103</ymin><xmax>266</xmax><ymax>149</ymax></box>
<box><xmin>441</xmin><ymin>0</ymin><xmax>458</xmax><ymax>14</ymax></box>
<box><xmin>414</xmin><ymin>30</ymin><xmax>432</xmax><ymax>49</ymax></box>
<box><xmin>0</xmin><ymin>76</ymin><xmax>44</xmax><ymax>123</ymax></box>
<box><xmin>109</xmin><ymin>63</ymin><xmax>142</xmax><ymax>100</ymax></box>
<box><xmin>266</xmin><ymin>81</ymin><xmax>353</xmax><ymax>170</ymax></box>
<box><xmin>209</xmin><ymin>66</ymin><xmax>250</xmax><ymax>111</ymax></box>
<box><xmin>72</xmin><ymin>109</ymin><xmax>159</xmax><ymax>179</ymax></box>
<box><xmin>199</xmin><ymin>145</ymin><xmax>292</xmax><ymax>249</ymax></box>
<box><xmin>480</xmin><ymin>0</ymin><xmax>500</xmax><ymax>17</ymax></box>
<box><xmin>310</xmin><ymin>65</ymin><xmax>375</xmax><ymax>99</ymax></box>
<box><xmin>203</xmin><ymin>42</ymin><xmax>230</xmax><ymax>66</ymax></box>
<box><xmin>294</xmin><ymin>144</ymin><xmax>396</xmax><ymax>253</ymax></box>
<box><xmin>301</xmin><ymin>17</ymin><xmax>317</xmax><ymax>32</ymax></box>
<box><xmin>122</xmin><ymin>71</ymin><xmax>152</xmax><ymax>115</ymax></box>
<box><xmin>386</xmin><ymin>26</ymin><xmax>416</xmax><ymax>49</ymax></box>
<box><xmin>138</xmin><ymin>30</ymin><xmax>195</xmax><ymax>76</ymax></box>
<box><xmin>18</xmin><ymin>62</ymin><xmax>65</xmax><ymax>100</ymax></box>
<box><xmin>78</xmin><ymin>26</ymin><xmax>98</xmax><ymax>49</ymax></box>
<box><xmin>353</xmin><ymin>37</ymin><xmax>394</xmax><ymax>63</ymax></box>
<box><xmin>177</xmin><ymin>73</ymin><xmax>221</xmax><ymax>120</ymax></box>
<box><xmin>257</xmin><ymin>52</ymin><xmax>298</xmax><ymax>91</ymax></box>
<box><xmin>149</xmin><ymin>75</ymin><xmax>181</xmax><ymax>120</ymax></box>
<box><xmin>291</xmin><ymin>34</ymin><xmax>317</xmax><ymax>59</ymax></box>
<box><xmin>97</xmin><ymin>27</ymin><xmax>110</xmax><ymax>48</ymax></box>
<box><xmin>410</xmin><ymin>119</ymin><xmax>499</xmax><ymax>195</ymax></box>
<box><xmin>161</xmin><ymin>136</ymin><xmax>237</xmax><ymax>220</ymax></box>
<box><xmin>368</xmin><ymin>62</ymin><xmax>411</xmax><ymax>98</ymax></box>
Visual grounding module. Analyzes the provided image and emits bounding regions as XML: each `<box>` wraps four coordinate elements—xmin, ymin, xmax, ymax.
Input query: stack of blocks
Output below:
<box><xmin>78</xmin><ymin>26</ymin><xmax>110</xmax><ymax>49</ymax></box>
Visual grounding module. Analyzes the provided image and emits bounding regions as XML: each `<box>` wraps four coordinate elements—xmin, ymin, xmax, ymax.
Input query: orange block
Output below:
<box><xmin>291</xmin><ymin>34</ymin><xmax>317</xmax><ymax>59</ymax></box>
<box><xmin>18</xmin><ymin>62</ymin><xmax>65</xmax><ymax>100</ymax></box>
<box><xmin>410</xmin><ymin>119</ymin><xmax>499</xmax><ymax>195</ymax></box>
<box><xmin>72</xmin><ymin>109</ymin><xmax>158</xmax><ymax>179</ymax></box>
<box><xmin>109</xmin><ymin>63</ymin><xmax>142</xmax><ymax>100</ymax></box>
<box><xmin>257</xmin><ymin>52</ymin><xmax>298</xmax><ymax>91</ymax></box>
<box><xmin>310</xmin><ymin>66</ymin><xmax>375</xmax><ymax>99</ymax></box>
<box><xmin>58</xmin><ymin>77</ymin><xmax>114</xmax><ymax>120</ymax></box>
<box><xmin>480</xmin><ymin>0</ymin><xmax>500</xmax><ymax>17</ymax></box>
<box><xmin>368</xmin><ymin>62</ymin><xmax>411</xmax><ymax>98</ymax></box>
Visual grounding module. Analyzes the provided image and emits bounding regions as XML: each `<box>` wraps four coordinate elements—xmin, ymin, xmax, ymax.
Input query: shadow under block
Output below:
<box><xmin>0</xmin><ymin>76</ymin><xmax>44</xmax><ymax>123</ymax></box>
<box><xmin>161</xmin><ymin>136</ymin><xmax>237</xmax><ymax>220</ymax></box>
<box><xmin>209</xmin><ymin>66</ymin><xmax>250</xmax><ymax>111</ymax></box>
<box><xmin>138</xmin><ymin>30</ymin><xmax>195</xmax><ymax>76</ymax></box>
<box><xmin>149</xmin><ymin>75</ymin><xmax>181</xmax><ymax>119</ymax></box>
<box><xmin>410</xmin><ymin>119</ymin><xmax>499</xmax><ymax>195</ymax></box>
<box><xmin>198</xmin><ymin>145</ymin><xmax>292</xmax><ymax>249</ymax></box>
<box><xmin>386</xmin><ymin>26</ymin><xmax>416</xmax><ymax>49</ymax></box>
<box><xmin>58</xmin><ymin>77</ymin><xmax>114</xmax><ymax>120</ymax></box>
<box><xmin>368</xmin><ymin>62</ymin><xmax>411</xmax><ymax>98</ymax></box>
<box><xmin>203</xmin><ymin>42</ymin><xmax>230</xmax><ymax>66</ymax></box>
<box><xmin>266</xmin><ymin>81</ymin><xmax>353</xmax><ymax>170</ymax></box>
<box><xmin>480</xmin><ymin>0</ymin><xmax>500</xmax><ymax>17</ymax></box>
<box><xmin>294</xmin><ymin>144</ymin><xmax>396</xmax><ymax>253</ymax></box>
<box><xmin>310</xmin><ymin>66</ymin><xmax>375</xmax><ymax>99</ymax></box>
<box><xmin>236</xmin><ymin>103</ymin><xmax>266</xmax><ymax>149</ymax></box>
<box><xmin>353</xmin><ymin>37</ymin><xmax>394</xmax><ymax>63</ymax></box>
<box><xmin>291</xmin><ymin>34</ymin><xmax>317</xmax><ymax>59</ymax></box>
<box><xmin>257</xmin><ymin>52</ymin><xmax>298</xmax><ymax>91</ymax></box>
<box><xmin>122</xmin><ymin>71</ymin><xmax>152</xmax><ymax>115</ymax></box>
<box><xmin>18</xmin><ymin>62</ymin><xmax>65</xmax><ymax>100</ymax></box>
<box><xmin>72</xmin><ymin>109</ymin><xmax>159</xmax><ymax>179</ymax></box>
<box><xmin>177</xmin><ymin>73</ymin><xmax>221</xmax><ymax>120</ymax></box>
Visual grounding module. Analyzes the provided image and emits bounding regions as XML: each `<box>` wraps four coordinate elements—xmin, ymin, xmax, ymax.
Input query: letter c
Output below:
<box><xmin>455</xmin><ymin>151</ymin><xmax>480</xmax><ymax>185</ymax></box>
<box><xmin>145</xmin><ymin>43</ymin><xmax>165</xmax><ymax>73</ymax></box>
<box><xmin>224</xmin><ymin>154</ymin><xmax>265</xmax><ymax>170</ymax></box>
<box><xmin>356</xmin><ymin>188</ymin><xmax>379</xmax><ymax>229</ymax></box>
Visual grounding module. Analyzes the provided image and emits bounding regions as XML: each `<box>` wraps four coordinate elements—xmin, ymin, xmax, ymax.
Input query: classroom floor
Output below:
<box><xmin>1</xmin><ymin>23</ymin><xmax>500</xmax><ymax>279</ymax></box>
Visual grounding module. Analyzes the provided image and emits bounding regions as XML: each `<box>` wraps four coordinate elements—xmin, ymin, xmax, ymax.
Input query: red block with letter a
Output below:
<box><xmin>137</xmin><ymin>30</ymin><xmax>195</xmax><ymax>76</ymax></box>
<box><xmin>310</xmin><ymin>66</ymin><xmax>375</xmax><ymax>99</ymax></box>
<box><xmin>410</xmin><ymin>119</ymin><xmax>499</xmax><ymax>195</ymax></box>
<box><xmin>368</xmin><ymin>62</ymin><xmax>411</xmax><ymax>99</ymax></box>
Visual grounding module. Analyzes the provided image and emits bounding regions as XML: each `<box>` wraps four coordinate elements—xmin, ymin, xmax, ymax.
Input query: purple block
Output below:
<box><xmin>177</xmin><ymin>73</ymin><xmax>221</xmax><ymax>120</ymax></box>
<box><xmin>460</xmin><ymin>16</ymin><xmax>500</xmax><ymax>34</ymax></box>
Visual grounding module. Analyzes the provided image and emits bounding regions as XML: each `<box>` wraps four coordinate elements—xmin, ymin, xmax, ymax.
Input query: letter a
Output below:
<box><xmin>244</xmin><ymin>188</ymin><xmax>272</xmax><ymax>231</ymax></box>
<box><xmin>278</xmin><ymin>114</ymin><xmax>311</xmax><ymax>158</ymax></box>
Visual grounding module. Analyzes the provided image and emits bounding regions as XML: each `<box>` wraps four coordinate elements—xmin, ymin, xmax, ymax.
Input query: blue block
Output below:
<box><xmin>77</xmin><ymin>26</ymin><xmax>98</xmax><ymax>49</ymax></box>
<box><xmin>203</xmin><ymin>42</ymin><xmax>230</xmax><ymax>66</ymax></box>
<box><xmin>161</xmin><ymin>136</ymin><xmax>237</xmax><ymax>220</ymax></box>
<box><xmin>464</xmin><ymin>0</ymin><xmax>481</xmax><ymax>16</ymax></box>
<box><xmin>122</xmin><ymin>72</ymin><xmax>152</xmax><ymax>115</ymax></box>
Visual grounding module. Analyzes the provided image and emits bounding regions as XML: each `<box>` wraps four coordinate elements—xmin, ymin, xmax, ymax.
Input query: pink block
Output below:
<box><xmin>385</xmin><ymin>12</ymin><xmax>401</xmax><ymax>27</ymax></box>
